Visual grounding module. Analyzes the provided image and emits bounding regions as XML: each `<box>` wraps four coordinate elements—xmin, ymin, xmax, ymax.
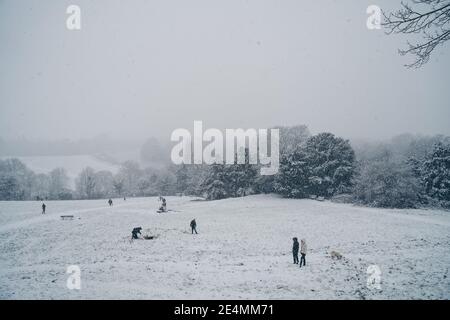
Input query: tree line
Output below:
<box><xmin>1</xmin><ymin>126</ymin><xmax>449</xmax><ymax>209</ymax></box>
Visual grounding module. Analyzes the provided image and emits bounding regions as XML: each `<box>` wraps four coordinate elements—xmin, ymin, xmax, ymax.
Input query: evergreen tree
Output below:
<box><xmin>304</xmin><ymin>133</ymin><xmax>355</xmax><ymax>197</ymax></box>
<box><xmin>201</xmin><ymin>149</ymin><xmax>258</xmax><ymax>200</ymax></box>
<box><xmin>201</xmin><ymin>164</ymin><xmax>229</xmax><ymax>200</ymax></box>
<box><xmin>274</xmin><ymin>149</ymin><xmax>310</xmax><ymax>198</ymax></box>
<box><xmin>415</xmin><ymin>142</ymin><xmax>450</xmax><ymax>207</ymax></box>
<box><xmin>204</xmin><ymin>179</ymin><xmax>228</xmax><ymax>200</ymax></box>
<box><xmin>175</xmin><ymin>164</ymin><xmax>189</xmax><ymax>194</ymax></box>
<box><xmin>275</xmin><ymin>133</ymin><xmax>355</xmax><ymax>198</ymax></box>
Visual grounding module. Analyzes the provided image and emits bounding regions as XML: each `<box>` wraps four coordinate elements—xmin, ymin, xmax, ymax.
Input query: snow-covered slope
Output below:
<box><xmin>0</xmin><ymin>195</ymin><xmax>449</xmax><ymax>299</ymax></box>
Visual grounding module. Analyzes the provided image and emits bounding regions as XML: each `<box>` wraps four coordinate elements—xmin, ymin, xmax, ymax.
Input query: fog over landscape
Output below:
<box><xmin>1</xmin><ymin>0</ymin><xmax>449</xmax><ymax>150</ymax></box>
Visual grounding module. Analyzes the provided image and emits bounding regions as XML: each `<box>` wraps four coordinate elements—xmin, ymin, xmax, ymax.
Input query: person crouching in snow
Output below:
<box><xmin>292</xmin><ymin>237</ymin><xmax>299</xmax><ymax>264</ymax></box>
<box><xmin>131</xmin><ymin>227</ymin><xmax>142</xmax><ymax>240</ymax></box>
<box><xmin>299</xmin><ymin>239</ymin><xmax>307</xmax><ymax>268</ymax></box>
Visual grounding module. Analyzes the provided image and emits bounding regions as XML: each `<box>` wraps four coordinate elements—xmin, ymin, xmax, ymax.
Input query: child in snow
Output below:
<box><xmin>190</xmin><ymin>219</ymin><xmax>198</xmax><ymax>234</ymax></box>
<box><xmin>292</xmin><ymin>237</ymin><xmax>299</xmax><ymax>264</ymax></box>
<box><xmin>299</xmin><ymin>239</ymin><xmax>307</xmax><ymax>267</ymax></box>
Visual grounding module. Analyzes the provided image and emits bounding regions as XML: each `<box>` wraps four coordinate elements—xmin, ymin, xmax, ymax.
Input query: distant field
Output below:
<box><xmin>0</xmin><ymin>155</ymin><xmax>120</xmax><ymax>187</ymax></box>
<box><xmin>0</xmin><ymin>194</ymin><xmax>449</xmax><ymax>299</ymax></box>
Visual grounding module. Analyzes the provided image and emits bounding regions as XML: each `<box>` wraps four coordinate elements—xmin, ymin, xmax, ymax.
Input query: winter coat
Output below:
<box><xmin>300</xmin><ymin>241</ymin><xmax>307</xmax><ymax>255</ymax></box>
<box><xmin>190</xmin><ymin>220</ymin><xmax>196</xmax><ymax>228</ymax></box>
<box><xmin>293</xmin><ymin>241</ymin><xmax>299</xmax><ymax>253</ymax></box>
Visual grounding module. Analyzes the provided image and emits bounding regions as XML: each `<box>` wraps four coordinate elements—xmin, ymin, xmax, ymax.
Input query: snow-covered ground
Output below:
<box><xmin>0</xmin><ymin>194</ymin><xmax>449</xmax><ymax>300</ymax></box>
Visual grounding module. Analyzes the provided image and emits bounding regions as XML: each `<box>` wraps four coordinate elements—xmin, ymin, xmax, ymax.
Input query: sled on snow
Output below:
<box><xmin>156</xmin><ymin>209</ymin><xmax>179</xmax><ymax>213</ymax></box>
<box><xmin>60</xmin><ymin>215</ymin><xmax>74</xmax><ymax>220</ymax></box>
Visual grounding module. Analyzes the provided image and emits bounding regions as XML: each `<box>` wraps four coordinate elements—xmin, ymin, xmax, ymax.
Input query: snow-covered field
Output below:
<box><xmin>0</xmin><ymin>194</ymin><xmax>449</xmax><ymax>300</ymax></box>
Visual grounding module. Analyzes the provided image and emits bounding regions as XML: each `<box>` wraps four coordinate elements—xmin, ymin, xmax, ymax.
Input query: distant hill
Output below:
<box><xmin>0</xmin><ymin>155</ymin><xmax>120</xmax><ymax>188</ymax></box>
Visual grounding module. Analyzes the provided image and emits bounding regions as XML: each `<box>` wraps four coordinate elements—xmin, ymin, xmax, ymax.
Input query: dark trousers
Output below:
<box><xmin>293</xmin><ymin>252</ymin><xmax>299</xmax><ymax>264</ymax></box>
<box><xmin>191</xmin><ymin>227</ymin><xmax>197</xmax><ymax>234</ymax></box>
<box><xmin>299</xmin><ymin>254</ymin><xmax>306</xmax><ymax>267</ymax></box>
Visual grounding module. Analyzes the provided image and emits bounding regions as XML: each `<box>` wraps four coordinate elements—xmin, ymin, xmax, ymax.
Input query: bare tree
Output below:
<box><xmin>383</xmin><ymin>0</ymin><xmax>450</xmax><ymax>67</ymax></box>
<box><xmin>76</xmin><ymin>167</ymin><xmax>96</xmax><ymax>199</ymax></box>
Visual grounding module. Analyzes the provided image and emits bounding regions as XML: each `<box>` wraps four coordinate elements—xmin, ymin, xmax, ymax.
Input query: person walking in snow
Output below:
<box><xmin>299</xmin><ymin>239</ymin><xmax>307</xmax><ymax>268</ymax></box>
<box><xmin>292</xmin><ymin>237</ymin><xmax>299</xmax><ymax>264</ymax></box>
<box><xmin>190</xmin><ymin>219</ymin><xmax>198</xmax><ymax>234</ymax></box>
<box><xmin>41</xmin><ymin>203</ymin><xmax>46</xmax><ymax>214</ymax></box>
<box><xmin>108</xmin><ymin>199</ymin><xmax>113</xmax><ymax>206</ymax></box>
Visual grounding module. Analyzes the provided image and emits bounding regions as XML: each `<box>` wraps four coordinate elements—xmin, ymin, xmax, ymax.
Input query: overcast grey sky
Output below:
<box><xmin>0</xmin><ymin>0</ymin><xmax>449</xmax><ymax>143</ymax></box>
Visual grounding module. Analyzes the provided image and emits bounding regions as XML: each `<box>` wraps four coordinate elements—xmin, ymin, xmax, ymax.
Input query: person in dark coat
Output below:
<box><xmin>292</xmin><ymin>237</ymin><xmax>299</xmax><ymax>264</ymax></box>
<box><xmin>42</xmin><ymin>203</ymin><xmax>46</xmax><ymax>214</ymax></box>
<box><xmin>190</xmin><ymin>219</ymin><xmax>198</xmax><ymax>234</ymax></box>
<box><xmin>108</xmin><ymin>199</ymin><xmax>113</xmax><ymax>206</ymax></box>
<box><xmin>131</xmin><ymin>227</ymin><xmax>142</xmax><ymax>240</ymax></box>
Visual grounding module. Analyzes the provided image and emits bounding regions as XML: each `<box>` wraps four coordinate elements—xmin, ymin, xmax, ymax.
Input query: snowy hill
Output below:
<box><xmin>0</xmin><ymin>194</ymin><xmax>449</xmax><ymax>299</ymax></box>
